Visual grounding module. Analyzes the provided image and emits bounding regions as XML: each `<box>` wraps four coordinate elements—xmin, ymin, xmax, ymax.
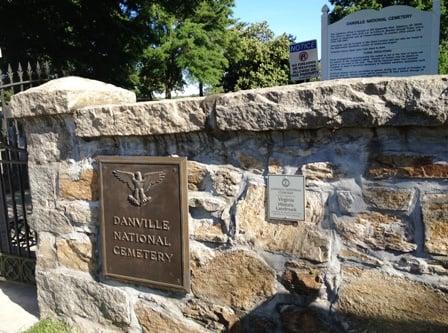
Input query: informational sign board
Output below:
<box><xmin>321</xmin><ymin>2</ymin><xmax>440</xmax><ymax>80</ymax></box>
<box><xmin>268</xmin><ymin>175</ymin><xmax>305</xmax><ymax>221</ymax></box>
<box><xmin>289</xmin><ymin>40</ymin><xmax>319</xmax><ymax>81</ymax></box>
<box><xmin>98</xmin><ymin>156</ymin><xmax>189</xmax><ymax>292</ymax></box>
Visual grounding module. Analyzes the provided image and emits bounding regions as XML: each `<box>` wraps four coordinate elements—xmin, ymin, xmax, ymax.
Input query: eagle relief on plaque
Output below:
<box><xmin>97</xmin><ymin>156</ymin><xmax>189</xmax><ymax>292</ymax></box>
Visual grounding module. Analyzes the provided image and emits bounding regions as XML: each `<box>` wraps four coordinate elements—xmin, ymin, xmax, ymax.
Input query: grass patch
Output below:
<box><xmin>24</xmin><ymin>319</ymin><xmax>71</xmax><ymax>333</ymax></box>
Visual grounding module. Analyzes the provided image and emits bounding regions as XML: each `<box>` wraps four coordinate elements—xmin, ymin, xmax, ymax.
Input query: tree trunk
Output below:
<box><xmin>165</xmin><ymin>88</ymin><xmax>172</xmax><ymax>99</ymax></box>
<box><xmin>199</xmin><ymin>82</ymin><xmax>204</xmax><ymax>97</ymax></box>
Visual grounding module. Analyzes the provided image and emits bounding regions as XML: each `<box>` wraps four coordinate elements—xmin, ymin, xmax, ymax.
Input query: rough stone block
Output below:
<box><xmin>368</xmin><ymin>154</ymin><xmax>448</xmax><ymax>179</ymax></box>
<box><xmin>281</xmin><ymin>262</ymin><xmax>323</xmax><ymax>296</ymax></box>
<box><xmin>10</xmin><ymin>76</ymin><xmax>136</xmax><ymax>118</ymax></box>
<box><xmin>37</xmin><ymin>271</ymin><xmax>131</xmax><ymax>327</ymax></box>
<box><xmin>191</xmin><ymin>218</ymin><xmax>227</xmax><ymax>243</ymax></box>
<box><xmin>56</xmin><ymin>200</ymin><xmax>99</xmax><ymax>225</ymax></box>
<box><xmin>210</xmin><ymin>166</ymin><xmax>243</xmax><ymax>197</ymax></box>
<box><xmin>422</xmin><ymin>193</ymin><xmax>448</xmax><ymax>256</ymax></box>
<box><xmin>59</xmin><ymin>169</ymin><xmax>98</xmax><ymax>201</ymax></box>
<box><xmin>189</xmin><ymin>192</ymin><xmax>228</xmax><ymax>212</ymax></box>
<box><xmin>182</xmin><ymin>299</ymin><xmax>237</xmax><ymax>331</ymax></box>
<box><xmin>268</xmin><ymin>158</ymin><xmax>283</xmax><ymax>174</ymax></box>
<box><xmin>231</xmin><ymin>313</ymin><xmax>277</xmax><ymax>333</ymax></box>
<box><xmin>338</xmin><ymin>247</ymin><xmax>383</xmax><ymax>267</ymax></box>
<box><xmin>363</xmin><ymin>187</ymin><xmax>414</xmax><ymax>212</ymax></box>
<box><xmin>23</xmin><ymin>116</ymin><xmax>75</xmax><ymax>163</ymax></box>
<box><xmin>237</xmin><ymin>152</ymin><xmax>265</xmax><ymax>171</ymax></box>
<box><xmin>215</xmin><ymin>76</ymin><xmax>448</xmax><ymax>131</ymax></box>
<box><xmin>191</xmin><ymin>250</ymin><xmax>276</xmax><ymax>310</ymax></box>
<box><xmin>337</xmin><ymin>191</ymin><xmax>366</xmax><ymax>215</ymax></box>
<box><xmin>75</xmin><ymin>96</ymin><xmax>212</xmax><ymax>137</ymax></box>
<box><xmin>280</xmin><ymin>307</ymin><xmax>330</xmax><ymax>333</ymax></box>
<box><xmin>337</xmin><ymin>267</ymin><xmax>448</xmax><ymax>332</ymax></box>
<box><xmin>335</xmin><ymin>212</ymin><xmax>416</xmax><ymax>253</ymax></box>
<box><xmin>36</xmin><ymin>232</ymin><xmax>57</xmax><ymax>270</ymax></box>
<box><xmin>56</xmin><ymin>236</ymin><xmax>93</xmax><ymax>272</ymax></box>
<box><xmin>188</xmin><ymin>161</ymin><xmax>208</xmax><ymax>191</ymax></box>
<box><xmin>135</xmin><ymin>300</ymin><xmax>208</xmax><ymax>333</ymax></box>
<box><xmin>28</xmin><ymin>206</ymin><xmax>73</xmax><ymax>235</ymax></box>
<box><xmin>301</xmin><ymin>162</ymin><xmax>338</xmax><ymax>181</ymax></box>
<box><xmin>236</xmin><ymin>184</ymin><xmax>328</xmax><ymax>262</ymax></box>
<box><xmin>28</xmin><ymin>163</ymin><xmax>57</xmax><ymax>206</ymax></box>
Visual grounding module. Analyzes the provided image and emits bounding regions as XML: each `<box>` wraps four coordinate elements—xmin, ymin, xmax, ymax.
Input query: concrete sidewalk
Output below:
<box><xmin>0</xmin><ymin>280</ymin><xmax>39</xmax><ymax>333</ymax></box>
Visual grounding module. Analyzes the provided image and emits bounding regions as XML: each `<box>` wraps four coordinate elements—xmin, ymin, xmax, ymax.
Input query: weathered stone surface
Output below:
<box><xmin>230</xmin><ymin>314</ymin><xmax>277</xmax><ymax>333</ymax></box>
<box><xmin>37</xmin><ymin>271</ymin><xmax>130</xmax><ymax>327</ymax></box>
<box><xmin>338</xmin><ymin>247</ymin><xmax>383</xmax><ymax>267</ymax></box>
<box><xmin>10</xmin><ymin>76</ymin><xmax>135</xmax><ymax>118</ymax></box>
<box><xmin>337</xmin><ymin>267</ymin><xmax>448</xmax><ymax>332</ymax></box>
<box><xmin>281</xmin><ymin>262</ymin><xmax>323</xmax><ymax>296</ymax></box>
<box><xmin>191</xmin><ymin>250</ymin><xmax>276</xmax><ymax>310</ymax></box>
<box><xmin>75</xmin><ymin>96</ymin><xmax>213</xmax><ymax>137</ymax></box>
<box><xmin>215</xmin><ymin>76</ymin><xmax>448</xmax><ymax>131</ymax></box>
<box><xmin>189</xmin><ymin>240</ymin><xmax>216</xmax><ymax>269</ymax></box>
<box><xmin>56</xmin><ymin>236</ymin><xmax>93</xmax><ymax>272</ymax></box>
<box><xmin>268</xmin><ymin>158</ymin><xmax>283</xmax><ymax>174</ymax></box>
<box><xmin>394</xmin><ymin>255</ymin><xmax>429</xmax><ymax>274</ymax></box>
<box><xmin>183</xmin><ymin>299</ymin><xmax>237</xmax><ymax>331</ymax></box>
<box><xmin>59</xmin><ymin>169</ymin><xmax>98</xmax><ymax>201</ymax></box>
<box><xmin>335</xmin><ymin>212</ymin><xmax>416</xmax><ymax>252</ymax></box>
<box><xmin>188</xmin><ymin>161</ymin><xmax>208</xmax><ymax>191</ymax></box>
<box><xmin>280</xmin><ymin>307</ymin><xmax>329</xmax><ymax>333</ymax></box>
<box><xmin>63</xmin><ymin>317</ymin><xmax>123</xmax><ymax>333</ymax></box>
<box><xmin>36</xmin><ymin>232</ymin><xmax>57</xmax><ymax>270</ymax></box>
<box><xmin>368</xmin><ymin>154</ymin><xmax>448</xmax><ymax>179</ymax></box>
<box><xmin>336</xmin><ymin>191</ymin><xmax>366</xmax><ymax>215</ymax></box>
<box><xmin>189</xmin><ymin>192</ymin><xmax>228</xmax><ymax>212</ymax></box>
<box><xmin>28</xmin><ymin>164</ymin><xmax>57</xmax><ymax>206</ymax></box>
<box><xmin>363</xmin><ymin>187</ymin><xmax>414</xmax><ymax>212</ymax></box>
<box><xmin>237</xmin><ymin>152</ymin><xmax>264</xmax><ymax>171</ymax></box>
<box><xmin>28</xmin><ymin>206</ymin><xmax>73</xmax><ymax>235</ymax></box>
<box><xmin>191</xmin><ymin>218</ymin><xmax>227</xmax><ymax>243</ymax></box>
<box><xmin>56</xmin><ymin>200</ymin><xmax>99</xmax><ymax>225</ymax></box>
<box><xmin>23</xmin><ymin>116</ymin><xmax>73</xmax><ymax>163</ymax></box>
<box><xmin>135</xmin><ymin>300</ymin><xmax>208</xmax><ymax>333</ymax></box>
<box><xmin>422</xmin><ymin>193</ymin><xmax>448</xmax><ymax>255</ymax></box>
<box><xmin>236</xmin><ymin>184</ymin><xmax>328</xmax><ymax>262</ymax></box>
<box><xmin>210</xmin><ymin>166</ymin><xmax>243</xmax><ymax>197</ymax></box>
<box><xmin>301</xmin><ymin>162</ymin><xmax>338</xmax><ymax>181</ymax></box>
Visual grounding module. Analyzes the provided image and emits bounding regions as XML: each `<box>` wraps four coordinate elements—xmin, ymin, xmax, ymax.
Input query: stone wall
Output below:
<box><xmin>10</xmin><ymin>75</ymin><xmax>448</xmax><ymax>333</ymax></box>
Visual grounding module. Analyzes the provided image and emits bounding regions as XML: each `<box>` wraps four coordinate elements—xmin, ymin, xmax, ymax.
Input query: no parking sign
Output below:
<box><xmin>289</xmin><ymin>40</ymin><xmax>319</xmax><ymax>81</ymax></box>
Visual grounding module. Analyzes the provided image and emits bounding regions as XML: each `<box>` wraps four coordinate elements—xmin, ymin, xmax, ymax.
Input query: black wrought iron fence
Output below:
<box><xmin>0</xmin><ymin>61</ymin><xmax>53</xmax><ymax>284</ymax></box>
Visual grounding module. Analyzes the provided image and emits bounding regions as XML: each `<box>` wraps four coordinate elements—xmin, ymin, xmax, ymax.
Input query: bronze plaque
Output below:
<box><xmin>98</xmin><ymin>156</ymin><xmax>189</xmax><ymax>292</ymax></box>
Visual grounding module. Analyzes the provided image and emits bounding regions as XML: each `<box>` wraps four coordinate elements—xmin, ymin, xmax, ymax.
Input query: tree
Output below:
<box><xmin>137</xmin><ymin>0</ymin><xmax>233</xmax><ymax>98</ymax></box>
<box><xmin>222</xmin><ymin>22</ymin><xmax>294</xmax><ymax>92</ymax></box>
<box><xmin>177</xmin><ymin>0</ymin><xmax>233</xmax><ymax>96</ymax></box>
<box><xmin>329</xmin><ymin>0</ymin><xmax>448</xmax><ymax>74</ymax></box>
<box><xmin>0</xmin><ymin>0</ymin><xmax>201</xmax><ymax>89</ymax></box>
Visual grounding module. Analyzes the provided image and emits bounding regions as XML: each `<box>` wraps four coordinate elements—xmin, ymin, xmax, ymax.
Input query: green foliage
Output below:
<box><xmin>24</xmin><ymin>319</ymin><xmax>71</xmax><ymax>333</ymax></box>
<box><xmin>329</xmin><ymin>0</ymin><xmax>448</xmax><ymax>73</ymax></box>
<box><xmin>222</xmin><ymin>22</ymin><xmax>294</xmax><ymax>92</ymax></box>
<box><xmin>0</xmin><ymin>0</ymin><xmax>200</xmax><ymax>89</ymax></box>
<box><xmin>137</xmin><ymin>0</ymin><xmax>233</xmax><ymax>98</ymax></box>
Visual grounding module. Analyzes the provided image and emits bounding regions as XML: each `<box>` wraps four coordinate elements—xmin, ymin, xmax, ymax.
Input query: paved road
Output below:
<box><xmin>0</xmin><ymin>280</ymin><xmax>39</xmax><ymax>333</ymax></box>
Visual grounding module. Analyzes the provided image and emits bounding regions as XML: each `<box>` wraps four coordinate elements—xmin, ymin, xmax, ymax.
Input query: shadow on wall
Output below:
<box><xmin>226</xmin><ymin>291</ymin><xmax>448</xmax><ymax>333</ymax></box>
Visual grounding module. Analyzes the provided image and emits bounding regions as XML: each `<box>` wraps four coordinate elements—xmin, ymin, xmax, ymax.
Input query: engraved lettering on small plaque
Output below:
<box><xmin>268</xmin><ymin>175</ymin><xmax>305</xmax><ymax>221</ymax></box>
<box><xmin>98</xmin><ymin>156</ymin><xmax>189</xmax><ymax>292</ymax></box>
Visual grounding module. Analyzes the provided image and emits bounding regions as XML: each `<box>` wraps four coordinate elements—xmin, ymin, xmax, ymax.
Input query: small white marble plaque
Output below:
<box><xmin>268</xmin><ymin>175</ymin><xmax>305</xmax><ymax>221</ymax></box>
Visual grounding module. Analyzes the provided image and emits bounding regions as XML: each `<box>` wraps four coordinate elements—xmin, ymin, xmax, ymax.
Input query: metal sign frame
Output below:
<box><xmin>98</xmin><ymin>155</ymin><xmax>190</xmax><ymax>292</ymax></box>
<box><xmin>267</xmin><ymin>174</ymin><xmax>305</xmax><ymax>222</ymax></box>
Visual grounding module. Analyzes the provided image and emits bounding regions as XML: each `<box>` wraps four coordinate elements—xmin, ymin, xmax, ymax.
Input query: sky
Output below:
<box><xmin>233</xmin><ymin>0</ymin><xmax>333</xmax><ymax>57</ymax></box>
